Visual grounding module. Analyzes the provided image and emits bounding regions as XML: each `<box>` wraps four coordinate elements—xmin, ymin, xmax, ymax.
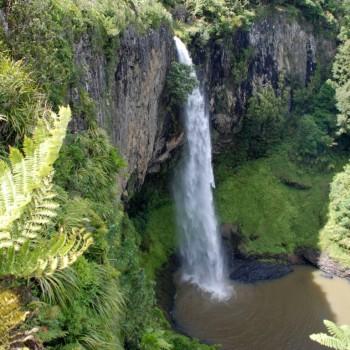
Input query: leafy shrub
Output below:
<box><xmin>7</xmin><ymin>0</ymin><xmax>79</xmax><ymax>105</ymax></box>
<box><xmin>240</xmin><ymin>84</ymin><xmax>288</xmax><ymax>157</ymax></box>
<box><xmin>291</xmin><ymin>82</ymin><xmax>337</xmax><ymax>165</ymax></box>
<box><xmin>166</xmin><ymin>62</ymin><xmax>197</xmax><ymax>107</ymax></box>
<box><xmin>141</xmin><ymin>328</ymin><xmax>217</xmax><ymax>350</ymax></box>
<box><xmin>331</xmin><ymin>33</ymin><xmax>350</xmax><ymax>136</ymax></box>
<box><xmin>139</xmin><ymin>0</ymin><xmax>173</xmax><ymax>28</ymax></box>
<box><xmin>54</xmin><ymin>128</ymin><xmax>125</xmax><ymax>221</ymax></box>
<box><xmin>34</xmin><ymin>257</ymin><xmax>123</xmax><ymax>350</ymax></box>
<box><xmin>141</xmin><ymin>329</ymin><xmax>173</xmax><ymax>350</ymax></box>
<box><xmin>231</xmin><ymin>47</ymin><xmax>253</xmax><ymax>84</ymax></box>
<box><xmin>320</xmin><ymin>164</ymin><xmax>350</xmax><ymax>264</ymax></box>
<box><xmin>0</xmin><ymin>52</ymin><xmax>45</xmax><ymax>144</ymax></box>
<box><xmin>335</xmin><ymin>79</ymin><xmax>350</xmax><ymax>136</ymax></box>
<box><xmin>6</xmin><ymin>0</ymin><xmax>166</xmax><ymax>106</ymax></box>
<box><xmin>293</xmin><ymin>116</ymin><xmax>333</xmax><ymax>164</ymax></box>
<box><xmin>111</xmin><ymin>216</ymin><xmax>158</xmax><ymax>349</ymax></box>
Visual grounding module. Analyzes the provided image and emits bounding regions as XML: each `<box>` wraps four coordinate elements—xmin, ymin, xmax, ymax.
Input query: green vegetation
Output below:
<box><xmin>212</xmin><ymin>55</ymin><xmax>347</xmax><ymax>258</ymax></box>
<box><xmin>0</xmin><ymin>52</ymin><xmax>45</xmax><ymax>144</ymax></box>
<box><xmin>240</xmin><ymin>84</ymin><xmax>289</xmax><ymax>157</ymax></box>
<box><xmin>0</xmin><ymin>106</ymin><xmax>93</xmax><ymax>278</ymax></box>
<box><xmin>4</xmin><ymin>0</ymin><xmax>171</xmax><ymax>107</ymax></box>
<box><xmin>319</xmin><ymin>164</ymin><xmax>350</xmax><ymax>267</ymax></box>
<box><xmin>214</xmin><ymin>146</ymin><xmax>343</xmax><ymax>256</ymax></box>
<box><xmin>310</xmin><ymin>320</ymin><xmax>350</xmax><ymax>350</ymax></box>
<box><xmin>1</xmin><ymin>0</ymin><xmax>350</xmax><ymax>349</ymax></box>
<box><xmin>166</xmin><ymin>62</ymin><xmax>197</xmax><ymax>108</ymax></box>
<box><xmin>332</xmin><ymin>37</ymin><xmax>350</xmax><ymax>136</ymax></box>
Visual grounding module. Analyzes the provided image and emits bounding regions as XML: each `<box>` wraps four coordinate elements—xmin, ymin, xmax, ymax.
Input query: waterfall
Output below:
<box><xmin>173</xmin><ymin>37</ymin><xmax>232</xmax><ymax>300</ymax></box>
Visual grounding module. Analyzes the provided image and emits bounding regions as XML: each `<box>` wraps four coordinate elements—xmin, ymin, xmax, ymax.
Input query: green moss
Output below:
<box><xmin>214</xmin><ymin>146</ymin><xmax>346</xmax><ymax>256</ymax></box>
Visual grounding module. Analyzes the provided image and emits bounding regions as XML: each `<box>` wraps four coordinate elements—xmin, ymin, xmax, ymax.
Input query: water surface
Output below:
<box><xmin>174</xmin><ymin>266</ymin><xmax>350</xmax><ymax>350</ymax></box>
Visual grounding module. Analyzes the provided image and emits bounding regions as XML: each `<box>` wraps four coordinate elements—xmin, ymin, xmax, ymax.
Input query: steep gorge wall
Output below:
<box><xmin>0</xmin><ymin>8</ymin><xmax>337</xmax><ymax>190</ymax></box>
<box><xmin>71</xmin><ymin>25</ymin><xmax>177</xmax><ymax>192</ymax></box>
<box><xmin>191</xmin><ymin>11</ymin><xmax>336</xmax><ymax>150</ymax></box>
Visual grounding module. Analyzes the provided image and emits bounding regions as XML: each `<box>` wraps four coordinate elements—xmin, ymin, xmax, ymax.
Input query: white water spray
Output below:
<box><xmin>173</xmin><ymin>37</ymin><xmax>232</xmax><ymax>300</ymax></box>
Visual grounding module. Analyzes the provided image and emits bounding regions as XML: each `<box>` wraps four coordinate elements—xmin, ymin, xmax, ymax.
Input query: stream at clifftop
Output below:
<box><xmin>174</xmin><ymin>266</ymin><xmax>350</xmax><ymax>350</ymax></box>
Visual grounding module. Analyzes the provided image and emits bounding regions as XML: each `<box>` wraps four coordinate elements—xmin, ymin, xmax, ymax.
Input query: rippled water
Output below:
<box><xmin>174</xmin><ymin>266</ymin><xmax>350</xmax><ymax>350</ymax></box>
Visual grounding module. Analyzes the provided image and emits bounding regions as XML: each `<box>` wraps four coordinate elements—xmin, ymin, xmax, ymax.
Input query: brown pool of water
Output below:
<box><xmin>174</xmin><ymin>266</ymin><xmax>350</xmax><ymax>350</ymax></box>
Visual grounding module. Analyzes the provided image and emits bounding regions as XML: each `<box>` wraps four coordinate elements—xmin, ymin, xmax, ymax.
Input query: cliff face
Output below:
<box><xmin>191</xmin><ymin>11</ymin><xmax>336</xmax><ymax>150</ymax></box>
<box><xmin>0</xmin><ymin>9</ymin><xmax>337</xmax><ymax>190</ymax></box>
<box><xmin>71</xmin><ymin>25</ymin><xmax>176</xmax><ymax>192</ymax></box>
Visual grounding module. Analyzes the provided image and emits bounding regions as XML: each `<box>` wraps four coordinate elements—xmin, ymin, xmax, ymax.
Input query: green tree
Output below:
<box><xmin>241</xmin><ymin>84</ymin><xmax>288</xmax><ymax>156</ymax></box>
<box><xmin>166</xmin><ymin>62</ymin><xmax>197</xmax><ymax>107</ymax></box>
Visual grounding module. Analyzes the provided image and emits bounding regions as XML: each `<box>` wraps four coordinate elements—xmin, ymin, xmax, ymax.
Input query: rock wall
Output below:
<box><xmin>191</xmin><ymin>10</ymin><xmax>336</xmax><ymax>150</ymax></box>
<box><xmin>71</xmin><ymin>25</ymin><xmax>177</xmax><ymax>192</ymax></box>
<box><xmin>1</xmin><ymin>7</ymin><xmax>337</xmax><ymax>190</ymax></box>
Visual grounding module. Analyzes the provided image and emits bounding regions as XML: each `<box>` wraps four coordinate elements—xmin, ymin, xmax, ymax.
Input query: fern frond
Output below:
<box><xmin>15</xmin><ymin>175</ymin><xmax>59</xmax><ymax>244</ymax></box>
<box><xmin>0</xmin><ymin>228</ymin><xmax>92</xmax><ymax>278</ymax></box>
<box><xmin>324</xmin><ymin>320</ymin><xmax>348</xmax><ymax>341</ymax></box>
<box><xmin>0</xmin><ymin>106</ymin><xmax>71</xmax><ymax>233</ymax></box>
<box><xmin>310</xmin><ymin>334</ymin><xmax>345</xmax><ymax>349</ymax></box>
<box><xmin>310</xmin><ymin>320</ymin><xmax>350</xmax><ymax>350</ymax></box>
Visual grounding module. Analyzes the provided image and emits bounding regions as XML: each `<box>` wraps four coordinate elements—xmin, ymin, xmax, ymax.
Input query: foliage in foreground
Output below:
<box><xmin>0</xmin><ymin>106</ymin><xmax>92</xmax><ymax>279</ymax></box>
<box><xmin>310</xmin><ymin>320</ymin><xmax>350</xmax><ymax>350</ymax></box>
<box><xmin>318</xmin><ymin>3</ymin><xmax>350</xmax><ymax>267</ymax></box>
<box><xmin>0</xmin><ymin>289</ymin><xmax>29</xmax><ymax>350</ymax></box>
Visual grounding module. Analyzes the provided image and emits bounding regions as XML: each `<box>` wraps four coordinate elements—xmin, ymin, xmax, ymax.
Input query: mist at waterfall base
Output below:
<box><xmin>172</xmin><ymin>37</ymin><xmax>232</xmax><ymax>300</ymax></box>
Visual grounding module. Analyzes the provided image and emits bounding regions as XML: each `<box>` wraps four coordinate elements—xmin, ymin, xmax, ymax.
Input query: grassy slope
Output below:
<box><xmin>142</xmin><ymin>200</ymin><xmax>177</xmax><ymax>278</ymax></box>
<box><xmin>141</xmin><ymin>145</ymin><xmax>347</xmax><ymax>261</ymax></box>
<box><xmin>214</xmin><ymin>146</ymin><xmax>346</xmax><ymax>257</ymax></box>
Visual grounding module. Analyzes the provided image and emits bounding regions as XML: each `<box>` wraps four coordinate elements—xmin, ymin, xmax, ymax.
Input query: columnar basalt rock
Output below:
<box><xmin>71</xmin><ymin>25</ymin><xmax>176</xmax><ymax>192</ymax></box>
<box><xmin>190</xmin><ymin>11</ymin><xmax>336</xmax><ymax>151</ymax></box>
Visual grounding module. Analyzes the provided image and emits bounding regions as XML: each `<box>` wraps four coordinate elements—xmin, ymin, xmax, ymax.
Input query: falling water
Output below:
<box><xmin>173</xmin><ymin>37</ymin><xmax>232</xmax><ymax>300</ymax></box>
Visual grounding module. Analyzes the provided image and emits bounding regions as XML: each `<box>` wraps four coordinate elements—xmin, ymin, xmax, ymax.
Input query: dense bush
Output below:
<box><xmin>240</xmin><ymin>84</ymin><xmax>288</xmax><ymax>157</ymax></box>
<box><xmin>0</xmin><ymin>52</ymin><xmax>45</xmax><ymax>144</ymax></box>
<box><xmin>294</xmin><ymin>116</ymin><xmax>333</xmax><ymax>163</ymax></box>
<box><xmin>54</xmin><ymin>128</ymin><xmax>125</xmax><ymax>221</ymax></box>
<box><xmin>165</xmin><ymin>62</ymin><xmax>197</xmax><ymax>107</ymax></box>
<box><xmin>320</xmin><ymin>164</ymin><xmax>350</xmax><ymax>265</ymax></box>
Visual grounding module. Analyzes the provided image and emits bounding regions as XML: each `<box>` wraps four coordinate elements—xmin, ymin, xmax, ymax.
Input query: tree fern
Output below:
<box><xmin>310</xmin><ymin>320</ymin><xmax>350</xmax><ymax>350</ymax></box>
<box><xmin>0</xmin><ymin>106</ymin><xmax>93</xmax><ymax>279</ymax></box>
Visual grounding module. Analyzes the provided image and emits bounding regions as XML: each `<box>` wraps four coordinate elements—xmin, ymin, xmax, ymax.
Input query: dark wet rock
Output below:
<box><xmin>279</xmin><ymin>177</ymin><xmax>312</xmax><ymax>190</ymax></box>
<box><xmin>301</xmin><ymin>249</ymin><xmax>350</xmax><ymax>280</ymax></box>
<box><xmin>156</xmin><ymin>255</ymin><xmax>180</xmax><ymax>322</ymax></box>
<box><xmin>230</xmin><ymin>259</ymin><xmax>293</xmax><ymax>283</ymax></box>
